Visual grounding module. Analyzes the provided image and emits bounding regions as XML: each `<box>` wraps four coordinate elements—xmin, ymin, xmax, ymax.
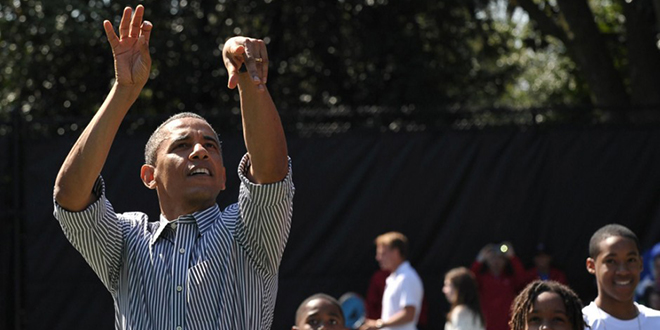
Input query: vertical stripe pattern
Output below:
<box><xmin>53</xmin><ymin>155</ymin><xmax>294</xmax><ymax>330</ymax></box>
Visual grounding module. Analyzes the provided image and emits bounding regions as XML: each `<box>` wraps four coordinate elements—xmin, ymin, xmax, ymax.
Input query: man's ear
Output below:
<box><xmin>220</xmin><ymin>166</ymin><xmax>227</xmax><ymax>191</ymax></box>
<box><xmin>140</xmin><ymin>164</ymin><xmax>157</xmax><ymax>189</ymax></box>
<box><xmin>586</xmin><ymin>257</ymin><xmax>596</xmax><ymax>275</ymax></box>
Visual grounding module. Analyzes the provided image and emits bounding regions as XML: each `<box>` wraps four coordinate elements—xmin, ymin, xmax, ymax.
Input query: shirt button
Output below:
<box><xmin>176</xmin><ymin>285</ymin><xmax>183</xmax><ymax>292</ymax></box>
<box><xmin>179</xmin><ymin>248</ymin><xmax>185</xmax><ymax>254</ymax></box>
<box><xmin>170</xmin><ymin>223</ymin><xmax>177</xmax><ymax>229</ymax></box>
<box><xmin>176</xmin><ymin>326</ymin><xmax>182</xmax><ymax>330</ymax></box>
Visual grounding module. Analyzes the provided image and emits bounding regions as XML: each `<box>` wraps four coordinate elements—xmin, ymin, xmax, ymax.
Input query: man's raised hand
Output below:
<box><xmin>103</xmin><ymin>5</ymin><xmax>152</xmax><ymax>87</ymax></box>
<box><xmin>223</xmin><ymin>37</ymin><xmax>269</xmax><ymax>91</ymax></box>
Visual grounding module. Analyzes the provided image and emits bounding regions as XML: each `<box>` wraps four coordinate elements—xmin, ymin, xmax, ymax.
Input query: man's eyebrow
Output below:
<box><xmin>171</xmin><ymin>134</ymin><xmax>191</xmax><ymax>143</ymax></box>
<box><xmin>203</xmin><ymin>134</ymin><xmax>220</xmax><ymax>144</ymax></box>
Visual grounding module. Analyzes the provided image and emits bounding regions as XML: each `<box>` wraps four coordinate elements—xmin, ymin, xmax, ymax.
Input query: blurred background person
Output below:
<box><xmin>641</xmin><ymin>285</ymin><xmax>660</xmax><ymax>311</ymax></box>
<box><xmin>471</xmin><ymin>242</ymin><xmax>526</xmax><ymax>330</ymax></box>
<box><xmin>637</xmin><ymin>242</ymin><xmax>660</xmax><ymax>302</ymax></box>
<box><xmin>361</xmin><ymin>232</ymin><xmax>424</xmax><ymax>330</ymax></box>
<box><xmin>365</xmin><ymin>269</ymin><xmax>429</xmax><ymax>329</ymax></box>
<box><xmin>442</xmin><ymin>267</ymin><xmax>485</xmax><ymax>330</ymax></box>
<box><xmin>524</xmin><ymin>243</ymin><xmax>568</xmax><ymax>285</ymax></box>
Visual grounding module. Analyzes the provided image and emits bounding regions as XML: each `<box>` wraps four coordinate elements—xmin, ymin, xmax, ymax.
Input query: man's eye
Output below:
<box><xmin>329</xmin><ymin>319</ymin><xmax>339</xmax><ymax>325</ymax></box>
<box><xmin>205</xmin><ymin>143</ymin><xmax>216</xmax><ymax>149</ymax></box>
<box><xmin>307</xmin><ymin>319</ymin><xmax>319</xmax><ymax>326</ymax></box>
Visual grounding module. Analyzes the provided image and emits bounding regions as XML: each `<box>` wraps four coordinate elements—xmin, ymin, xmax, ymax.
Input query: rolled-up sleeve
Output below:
<box><xmin>235</xmin><ymin>154</ymin><xmax>295</xmax><ymax>275</ymax></box>
<box><xmin>53</xmin><ymin>176</ymin><xmax>123</xmax><ymax>293</ymax></box>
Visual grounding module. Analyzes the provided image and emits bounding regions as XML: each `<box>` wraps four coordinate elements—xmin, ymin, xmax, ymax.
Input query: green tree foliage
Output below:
<box><xmin>3</xmin><ymin>0</ymin><xmax>658</xmax><ymax>130</ymax></box>
<box><xmin>508</xmin><ymin>0</ymin><xmax>660</xmax><ymax>110</ymax></box>
<box><xmin>1</xmin><ymin>0</ymin><xmax>523</xmax><ymax>125</ymax></box>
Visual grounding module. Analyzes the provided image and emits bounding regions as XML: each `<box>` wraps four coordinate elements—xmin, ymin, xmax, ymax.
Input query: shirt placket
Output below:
<box><xmin>171</xmin><ymin>215</ymin><xmax>196</xmax><ymax>330</ymax></box>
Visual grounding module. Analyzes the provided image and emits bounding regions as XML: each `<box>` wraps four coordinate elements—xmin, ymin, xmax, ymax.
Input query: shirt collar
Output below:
<box><xmin>392</xmin><ymin>261</ymin><xmax>411</xmax><ymax>276</ymax></box>
<box><xmin>150</xmin><ymin>204</ymin><xmax>220</xmax><ymax>245</ymax></box>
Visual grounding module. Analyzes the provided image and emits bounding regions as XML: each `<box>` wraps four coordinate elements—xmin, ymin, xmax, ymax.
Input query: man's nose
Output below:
<box><xmin>615</xmin><ymin>261</ymin><xmax>631</xmax><ymax>274</ymax></box>
<box><xmin>189</xmin><ymin>143</ymin><xmax>209</xmax><ymax>159</ymax></box>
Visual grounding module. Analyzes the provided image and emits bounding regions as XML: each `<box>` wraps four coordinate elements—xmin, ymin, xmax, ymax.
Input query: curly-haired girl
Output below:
<box><xmin>509</xmin><ymin>280</ymin><xmax>587</xmax><ymax>330</ymax></box>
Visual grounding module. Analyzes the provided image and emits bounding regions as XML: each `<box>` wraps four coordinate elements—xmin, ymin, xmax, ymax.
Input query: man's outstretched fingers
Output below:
<box><xmin>130</xmin><ymin>5</ymin><xmax>144</xmax><ymax>38</ymax></box>
<box><xmin>119</xmin><ymin>7</ymin><xmax>132</xmax><ymax>39</ymax></box>
<box><xmin>103</xmin><ymin>20</ymin><xmax>120</xmax><ymax>49</ymax></box>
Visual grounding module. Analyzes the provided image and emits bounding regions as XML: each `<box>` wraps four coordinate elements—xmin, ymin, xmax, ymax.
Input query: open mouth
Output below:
<box><xmin>614</xmin><ymin>279</ymin><xmax>633</xmax><ymax>286</ymax></box>
<box><xmin>189</xmin><ymin>167</ymin><xmax>211</xmax><ymax>176</ymax></box>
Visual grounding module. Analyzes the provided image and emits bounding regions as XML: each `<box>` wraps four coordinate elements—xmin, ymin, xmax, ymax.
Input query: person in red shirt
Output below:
<box><xmin>470</xmin><ymin>242</ymin><xmax>526</xmax><ymax>330</ymax></box>
<box><xmin>524</xmin><ymin>243</ymin><xmax>568</xmax><ymax>286</ymax></box>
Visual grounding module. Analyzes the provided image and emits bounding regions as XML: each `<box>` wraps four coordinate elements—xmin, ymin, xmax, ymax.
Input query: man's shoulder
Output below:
<box><xmin>639</xmin><ymin>304</ymin><xmax>660</xmax><ymax>318</ymax></box>
<box><xmin>582</xmin><ymin>301</ymin><xmax>599</xmax><ymax>320</ymax></box>
<box><xmin>397</xmin><ymin>262</ymin><xmax>423</xmax><ymax>290</ymax></box>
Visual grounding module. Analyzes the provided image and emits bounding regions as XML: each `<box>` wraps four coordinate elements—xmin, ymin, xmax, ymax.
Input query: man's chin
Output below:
<box><xmin>183</xmin><ymin>189</ymin><xmax>221</xmax><ymax>205</ymax></box>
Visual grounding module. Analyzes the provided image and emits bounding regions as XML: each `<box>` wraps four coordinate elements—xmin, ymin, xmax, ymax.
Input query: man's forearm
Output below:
<box><xmin>382</xmin><ymin>306</ymin><xmax>416</xmax><ymax>327</ymax></box>
<box><xmin>237</xmin><ymin>73</ymin><xmax>288</xmax><ymax>184</ymax></box>
<box><xmin>54</xmin><ymin>84</ymin><xmax>140</xmax><ymax>211</ymax></box>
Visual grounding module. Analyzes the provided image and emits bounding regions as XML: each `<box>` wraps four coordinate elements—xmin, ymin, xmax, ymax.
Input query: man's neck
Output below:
<box><xmin>595</xmin><ymin>296</ymin><xmax>639</xmax><ymax>320</ymax></box>
<box><xmin>160</xmin><ymin>201</ymin><xmax>215</xmax><ymax>221</ymax></box>
<box><xmin>389</xmin><ymin>260</ymin><xmax>406</xmax><ymax>273</ymax></box>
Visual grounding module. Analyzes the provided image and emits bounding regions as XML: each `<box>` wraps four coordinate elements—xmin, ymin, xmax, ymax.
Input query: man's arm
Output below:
<box><xmin>361</xmin><ymin>306</ymin><xmax>416</xmax><ymax>330</ymax></box>
<box><xmin>54</xmin><ymin>5</ymin><xmax>152</xmax><ymax>211</ymax></box>
<box><xmin>223</xmin><ymin>37</ymin><xmax>288</xmax><ymax>184</ymax></box>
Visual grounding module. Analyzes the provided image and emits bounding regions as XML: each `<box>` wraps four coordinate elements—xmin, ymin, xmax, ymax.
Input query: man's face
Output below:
<box><xmin>150</xmin><ymin>118</ymin><xmax>226</xmax><ymax>210</ymax></box>
<box><xmin>376</xmin><ymin>244</ymin><xmax>400</xmax><ymax>272</ymax></box>
<box><xmin>586</xmin><ymin>236</ymin><xmax>643</xmax><ymax>306</ymax></box>
<box><xmin>293</xmin><ymin>298</ymin><xmax>346</xmax><ymax>330</ymax></box>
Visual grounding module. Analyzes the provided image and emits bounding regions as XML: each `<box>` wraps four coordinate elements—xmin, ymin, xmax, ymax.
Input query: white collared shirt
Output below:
<box><xmin>583</xmin><ymin>301</ymin><xmax>660</xmax><ymax>330</ymax></box>
<box><xmin>381</xmin><ymin>261</ymin><xmax>424</xmax><ymax>330</ymax></box>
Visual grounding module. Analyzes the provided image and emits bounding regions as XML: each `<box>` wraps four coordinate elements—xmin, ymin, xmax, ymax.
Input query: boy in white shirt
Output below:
<box><xmin>583</xmin><ymin>224</ymin><xmax>660</xmax><ymax>329</ymax></box>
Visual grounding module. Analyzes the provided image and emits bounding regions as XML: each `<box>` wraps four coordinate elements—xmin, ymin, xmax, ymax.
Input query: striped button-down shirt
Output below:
<box><xmin>54</xmin><ymin>155</ymin><xmax>294</xmax><ymax>329</ymax></box>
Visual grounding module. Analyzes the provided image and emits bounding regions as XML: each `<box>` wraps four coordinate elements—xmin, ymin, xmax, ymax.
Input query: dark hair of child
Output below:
<box><xmin>509</xmin><ymin>280</ymin><xmax>587</xmax><ymax>330</ymax></box>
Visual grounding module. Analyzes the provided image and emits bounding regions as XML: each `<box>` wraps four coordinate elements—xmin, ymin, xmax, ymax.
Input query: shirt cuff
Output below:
<box><xmin>237</xmin><ymin>154</ymin><xmax>294</xmax><ymax>206</ymax></box>
<box><xmin>53</xmin><ymin>176</ymin><xmax>108</xmax><ymax>232</ymax></box>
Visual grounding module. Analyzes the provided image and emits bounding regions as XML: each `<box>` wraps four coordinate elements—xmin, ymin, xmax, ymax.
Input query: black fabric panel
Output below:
<box><xmin>14</xmin><ymin>125</ymin><xmax>660</xmax><ymax>330</ymax></box>
<box><xmin>1</xmin><ymin>133</ymin><xmax>15</xmax><ymax>330</ymax></box>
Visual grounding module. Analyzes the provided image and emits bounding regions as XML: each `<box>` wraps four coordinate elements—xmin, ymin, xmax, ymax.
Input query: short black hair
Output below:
<box><xmin>294</xmin><ymin>293</ymin><xmax>344</xmax><ymax>325</ymax></box>
<box><xmin>144</xmin><ymin>112</ymin><xmax>220</xmax><ymax>166</ymax></box>
<box><xmin>588</xmin><ymin>224</ymin><xmax>640</xmax><ymax>259</ymax></box>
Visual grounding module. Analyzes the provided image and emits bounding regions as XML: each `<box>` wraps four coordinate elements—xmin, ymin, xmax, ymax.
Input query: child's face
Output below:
<box><xmin>442</xmin><ymin>278</ymin><xmax>457</xmax><ymax>304</ymax></box>
<box><xmin>526</xmin><ymin>291</ymin><xmax>571</xmax><ymax>330</ymax></box>
<box><xmin>293</xmin><ymin>298</ymin><xmax>346</xmax><ymax>330</ymax></box>
<box><xmin>586</xmin><ymin>236</ymin><xmax>643</xmax><ymax>305</ymax></box>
